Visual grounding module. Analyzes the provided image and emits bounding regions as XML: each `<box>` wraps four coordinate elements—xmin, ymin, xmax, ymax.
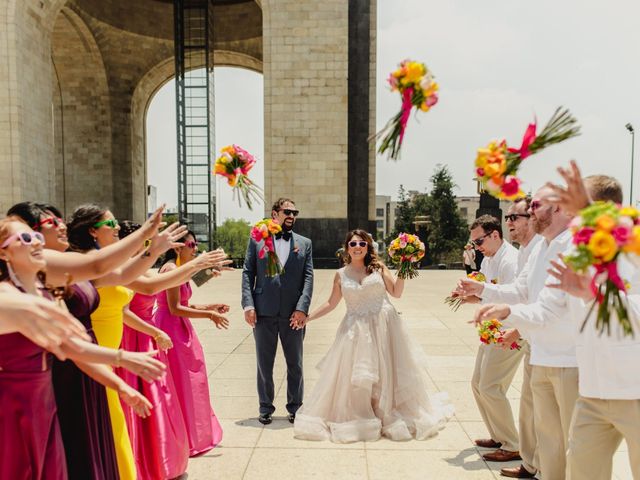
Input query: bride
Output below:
<box><xmin>292</xmin><ymin>229</ymin><xmax>454</xmax><ymax>443</ymax></box>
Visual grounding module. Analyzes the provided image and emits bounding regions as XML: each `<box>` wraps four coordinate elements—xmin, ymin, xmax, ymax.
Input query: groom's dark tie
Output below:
<box><xmin>275</xmin><ymin>230</ymin><xmax>292</xmax><ymax>241</ymax></box>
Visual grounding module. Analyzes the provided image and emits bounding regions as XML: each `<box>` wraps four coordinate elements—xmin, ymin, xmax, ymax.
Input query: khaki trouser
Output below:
<box><xmin>519</xmin><ymin>343</ymin><xmax>538</xmax><ymax>474</ymax></box>
<box><xmin>567</xmin><ymin>396</ymin><xmax>640</xmax><ymax>480</ymax></box>
<box><xmin>471</xmin><ymin>343</ymin><xmax>524</xmax><ymax>452</ymax></box>
<box><xmin>531</xmin><ymin>365</ymin><xmax>579</xmax><ymax>480</ymax></box>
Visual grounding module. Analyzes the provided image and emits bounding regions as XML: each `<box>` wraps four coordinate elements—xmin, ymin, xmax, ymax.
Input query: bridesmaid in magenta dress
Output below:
<box><xmin>153</xmin><ymin>231</ymin><xmax>229</xmax><ymax>456</ymax></box>
<box><xmin>121</xmin><ymin>292</ymin><xmax>189</xmax><ymax>479</ymax></box>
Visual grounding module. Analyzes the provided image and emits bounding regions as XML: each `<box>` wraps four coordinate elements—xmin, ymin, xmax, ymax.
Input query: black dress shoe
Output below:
<box><xmin>258</xmin><ymin>413</ymin><xmax>272</xmax><ymax>425</ymax></box>
<box><xmin>287</xmin><ymin>413</ymin><xmax>295</xmax><ymax>424</ymax></box>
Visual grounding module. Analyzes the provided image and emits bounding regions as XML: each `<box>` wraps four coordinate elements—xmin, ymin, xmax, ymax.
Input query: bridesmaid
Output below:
<box><xmin>154</xmin><ymin>230</ymin><xmax>229</xmax><ymax>456</ymax></box>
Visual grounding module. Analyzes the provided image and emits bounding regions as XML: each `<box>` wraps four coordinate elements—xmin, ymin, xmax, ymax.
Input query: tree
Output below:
<box><xmin>214</xmin><ymin>218</ymin><xmax>251</xmax><ymax>259</ymax></box>
<box><xmin>424</xmin><ymin>165</ymin><xmax>468</xmax><ymax>264</ymax></box>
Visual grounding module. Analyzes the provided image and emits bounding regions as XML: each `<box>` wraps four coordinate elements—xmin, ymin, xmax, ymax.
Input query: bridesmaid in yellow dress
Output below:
<box><xmin>67</xmin><ymin>204</ymin><xmax>188</xmax><ymax>480</ymax></box>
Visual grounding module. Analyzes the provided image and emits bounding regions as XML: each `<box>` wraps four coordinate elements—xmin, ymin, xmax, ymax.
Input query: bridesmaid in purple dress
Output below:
<box><xmin>153</xmin><ymin>230</ymin><xmax>229</xmax><ymax>456</ymax></box>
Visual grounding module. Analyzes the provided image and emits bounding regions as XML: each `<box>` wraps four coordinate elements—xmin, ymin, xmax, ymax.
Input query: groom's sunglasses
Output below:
<box><xmin>348</xmin><ymin>241</ymin><xmax>368</xmax><ymax>248</ymax></box>
<box><xmin>280</xmin><ymin>209</ymin><xmax>299</xmax><ymax>217</ymax></box>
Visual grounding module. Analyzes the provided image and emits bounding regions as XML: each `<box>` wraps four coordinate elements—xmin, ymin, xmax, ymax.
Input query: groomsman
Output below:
<box><xmin>458</xmin><ymin>199</ymin><xmax>542</xmax><ymax>476</ymax></box>
<box><xmin>463</xmin><ymin>215</ymin><xmax>521</xmax><ymax>462</ymax></box>
<box><xmin>543</xmin><ymin>173</ymin><xmax>640</xmax><ymax>479</ymax></box>
<box><xmin>475</xmin><ymin>177</ymin><xmax>620</xmax><ymax>479</ymax></box>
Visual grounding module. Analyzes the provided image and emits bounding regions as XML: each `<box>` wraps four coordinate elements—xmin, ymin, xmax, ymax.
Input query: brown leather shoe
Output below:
<box><xmin>483</xmin><ymin>449</ymin><xmax>522</xmax><ymax>462</ymax></box>
<box><xmin>474</xmin><ymin>438</ymin><xmax>502</xmax><ymax>449</ymax></box>
<box><xmin>500</xmin><ymin>465</ymin><xmax>537</xmax><ymax>478</ymax></box>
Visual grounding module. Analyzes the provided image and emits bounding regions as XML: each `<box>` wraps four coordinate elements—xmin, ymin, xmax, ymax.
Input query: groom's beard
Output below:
<box><xmin>282</xmin><ymin>220</ymin><xmax>295</xmax><ymax>231</ymax></box>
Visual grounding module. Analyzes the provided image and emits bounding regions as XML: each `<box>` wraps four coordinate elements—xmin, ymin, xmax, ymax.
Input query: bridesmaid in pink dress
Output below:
<box><xmin>153</xmin><ymin>231</ymin><xmax>229</xmax><ymax>456</ymax></box>
<box><xmin>121</xmin><ymin>292</ymin><xmax>189</xmax><ymax>479</ymax></box>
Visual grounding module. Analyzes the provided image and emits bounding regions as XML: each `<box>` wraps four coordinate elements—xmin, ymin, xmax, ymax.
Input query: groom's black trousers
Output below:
<box><xmin>253</xmin><ymin>315</ymin><xmax>305</xmax><ymax>415</ymax></box>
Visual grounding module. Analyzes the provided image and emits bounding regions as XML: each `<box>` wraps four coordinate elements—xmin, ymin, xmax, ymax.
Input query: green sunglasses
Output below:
<box><xmin>93</xmin><ymin>219</ymin><xmax>119</xmax><ymax>229</ymax></box>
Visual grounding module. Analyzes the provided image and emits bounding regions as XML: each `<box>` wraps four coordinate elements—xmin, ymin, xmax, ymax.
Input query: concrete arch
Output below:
<box><xmin>51</xmin><ymin>5</ymin><xmax>113</xmax><ymax>215</ymax></box>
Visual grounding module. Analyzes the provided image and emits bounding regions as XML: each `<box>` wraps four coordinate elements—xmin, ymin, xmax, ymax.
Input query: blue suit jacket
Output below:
<box><xmin>241</xmin><ymin>232</ymin><xmax>314</xmax><ymax>318</ymax></box>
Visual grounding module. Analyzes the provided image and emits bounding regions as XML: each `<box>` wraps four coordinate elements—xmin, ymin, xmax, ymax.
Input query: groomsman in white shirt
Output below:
<box><xmin>475</xmin><ymin>179</ymin><xmax>619</xmax><ymax>479</ymax></box>
<box><xmin>463</xmin><ymin>215</ymin><xmax>521</xmax><ymax>462</ymax></box>
<box><xmin>543</xmin><ymin>172</ymin><xmax>640</xmax><ymax>480</ymax></box>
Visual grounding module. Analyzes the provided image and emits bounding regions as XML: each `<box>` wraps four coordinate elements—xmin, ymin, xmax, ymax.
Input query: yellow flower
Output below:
<box><xmin>588</xmin><ymin>230</ymin><xmax>618</xmax><ymax>262</ymax></box>
<box><xmin>483</xmin><ymin>162</ymin><xmax>503</xmax><ymax>178</ymax></box>
<box><xmin>402</xmin><ymin>62</ymin><xmax>426</xmax><ymax>85</ymax></box>
<box><xmin>620</xmin><ymin>207</ymin><xmax>639</xmax><ymax>218</ymax></box>
<box><xmin>214</xmin><ymin>162</ymin><xmax>227</xmax><ymax>174</ymax></box>
<box><xmin>595</xmin><ymin>215</ymin><xmax>616</xmax><ymax>232</ymax></box>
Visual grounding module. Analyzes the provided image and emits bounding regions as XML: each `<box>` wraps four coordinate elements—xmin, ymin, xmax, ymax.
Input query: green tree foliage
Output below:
<box><xmin>214</xmin><ymin>218</ymin><xmax>251</xmax><ymax>259</ymax></box>
<box><xmin>388</xmin><ymin>166</ymin><xmax>468</xmax><ymax>266</ymax></box>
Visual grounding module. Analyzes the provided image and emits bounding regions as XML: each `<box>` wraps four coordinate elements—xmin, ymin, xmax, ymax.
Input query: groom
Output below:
<box><xmin>241</xmin><ymin>197</ymin><xmax>314</xmax><ymax>425</ymax></box>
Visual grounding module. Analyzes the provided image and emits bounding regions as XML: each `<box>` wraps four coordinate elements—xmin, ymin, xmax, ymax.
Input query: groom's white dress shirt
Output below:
<box><xmin>274</xmin><ymin>236</ymin><xmax>290</xmax><ymax>267</ymax></box>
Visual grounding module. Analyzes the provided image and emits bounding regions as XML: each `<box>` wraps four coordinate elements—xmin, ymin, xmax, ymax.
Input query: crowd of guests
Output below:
<box><xmin>451</xmin><ymin>161</ymin><xmax>640</xmax><ymax>479</ymax></box>
<box><xmin>0</xmin><ymin>201</ymin><xmax>233</xmax><ymax>479</ymax></box>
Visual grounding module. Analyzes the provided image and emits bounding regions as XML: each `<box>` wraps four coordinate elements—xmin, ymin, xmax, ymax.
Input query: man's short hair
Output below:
<box><xmin>584</xmin><ymin>175</ymin><xmax>623</xmax><ymax>204</ymax></box>
<box><xmin>271</xmin><ymin>197</ymin><xmax>295</xmax><ymax>213</ymax></box>
<box><xmin>470</xmin><ymin>214</ymin><xmax>503</xmax><ymax>238</ymax></box>
<box><xmin>513</xmin><ymin>196</ymin><xmax>532</xmax><ymax>210</ymax></box>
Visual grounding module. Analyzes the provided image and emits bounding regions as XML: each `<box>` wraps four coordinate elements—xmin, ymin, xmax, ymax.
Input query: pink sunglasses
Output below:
<box><xmin>1</xmin><ymin>231</ymin><xmax>46</xmax><ymax>249</ymax></box>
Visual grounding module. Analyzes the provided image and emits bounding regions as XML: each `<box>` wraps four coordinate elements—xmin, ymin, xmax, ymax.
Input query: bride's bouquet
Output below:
<box><xmin>372</xmin><ymin>59</ymin><xmax>439</xmax><ymax>160</ymax></box>
<box><xmin>387</xmin><ymin>233</ymin><xmax>425</xmax><ymax>279</ymax></box>
<box><xmin>250</xmin><ymin>219</ymin><xmax>283</xmax><ymax>277</ymax></box>
<box><xmin>475</xmin><ymin>107</ymin><xmax>580</xmax><ymax>200</ymax></box>
<box><xmin>564</xmin><ymin>202</ymin><xmax>640</xmax><ymax>336</ymax></box>
<box><xmin>478</xmin><ymin>318</ymin><xmax>521</xmax><ymax>350</ymax></box>
<box><xmin>214</xmin><ymin>144</ymin><xmax>263</xmax><ymax>210</ymax></box>
<box><xmin>444</xmin><ymin>271</ymin><xmax>486</xmax><ymax>311</ymax></box>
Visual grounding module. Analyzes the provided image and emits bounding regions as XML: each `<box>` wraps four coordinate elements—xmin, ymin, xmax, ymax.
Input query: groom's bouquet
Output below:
<box><xmin>478</xmin><ymin>318</ymin><xmax>521</xmax><ymax>350</ymax></box>
<box><xmin>251</xmin><ymin>219</ymin><xmax>283</xmax><ymax>277</ymax></box>
<box><xmin>564</xmin><ymin>202</ymin><xmax>640</xmax><ymax>336</ymax></box>
<box><xmin>387</xmin><ymin>233</ymin><xmax>425</xmax><ymax>279</ymax></box>
<box><xmin>475</xmin><ymin>107</ymin><xmax>580</xmax><ymax>200</ymax></box>
<box><xmin>214</xmin><ymin>144</ymin><xmax>263</xmax><ymax>210</ymax></box>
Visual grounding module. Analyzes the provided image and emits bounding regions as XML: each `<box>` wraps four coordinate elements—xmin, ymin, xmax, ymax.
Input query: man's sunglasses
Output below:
<box><xmin>93</xmin><ymin>219</ymin><xmax>119</xmax><ymax>229</ymax></box>
<box><xmin>1</xmin><ymin>231</ymin><xmax>46</xmax><ymax>249</ymax></box>
<box><xmin>36</xmin><ymin>216</ymin><xmax>63</xmax><ymax>230</ymax></box>
<box><xmin>184</xmin><ymin>240</ymin><xmax>198</xmax><ymax>249</ymax></box>
<box><xmin>504</xmin><ymin>213</ymin><xmax>531</xmax><ymax>222</ymax></box>
<box><xmin>470</xmin><ymin>231</ymin><xmax>493</xmax><ymax>247</ymax></box>
<box><xmin>280</xmin><ymin>209</ymin><xmax>299</xmax><ymax>217</ymax></box>
<box><xmin>348</xmin><ymin>241</ymin><xmax>368</xmax><ymax>248</ymax></box>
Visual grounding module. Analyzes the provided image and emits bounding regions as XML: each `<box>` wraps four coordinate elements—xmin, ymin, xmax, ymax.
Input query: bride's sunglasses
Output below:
<box><xmin>1</xmin><ymin>231</ymin><xmax>46</xmax><ymax>249</ymax></box>
<box><xmin>348</xmin><ymin>241</ymin><xmax>368</xmax><ymax>248</ymax></box>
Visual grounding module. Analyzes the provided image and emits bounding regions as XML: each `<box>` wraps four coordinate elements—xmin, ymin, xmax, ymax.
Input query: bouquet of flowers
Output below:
<box><xmin>478</xmin><ymin>318</ymin><xmax>521</xmax><ymax>350</ymax></box>
<box><xmin>387</xmin><ymin>232</ymin><xmax>426</xmax><ymax>279</ymax></box>
<box><xmin>214</xmin><ymin>144</ymin><xmax>263</xmax><ymax>210</ymax></box>
<box><xmin>475</xmin><ymin>107</ymin><xmax>581</xmax><ymax>200</ymax></box>
<box><xmin>564</xmin><ymin>202</ymin><xmax>640</xmax><ymax>336</ymax></box>
<box><xmin>250</xmin><ymin>219</ymin><xmax>283</xmax><ymax>277</ymax></box>
<box><xmin>372</xmin><ymin>59</ymin><xmax>439</xmax><ymax>160</ymax></box>
<box><xmin>444</xmin><ymin>271</ymin><xmax>486</xmax><ymax>311</ymax></box>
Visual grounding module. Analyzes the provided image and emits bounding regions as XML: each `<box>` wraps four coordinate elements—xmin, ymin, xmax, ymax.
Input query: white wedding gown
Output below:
<box><xmin>294</xmin><ymin>268</ymin><xmax>454</xmax><ymax>443</ymax></box>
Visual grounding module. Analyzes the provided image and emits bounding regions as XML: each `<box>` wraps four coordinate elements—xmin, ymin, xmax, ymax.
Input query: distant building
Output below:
<box><xmin>456</xmin><ymin>195</ymin><xmax>512</xmax><ymax>238</ymax></box>
<box><xmin>375</xmin><ymin>195</ymin><xmax>398</xmax><ymax>240</ymax></box>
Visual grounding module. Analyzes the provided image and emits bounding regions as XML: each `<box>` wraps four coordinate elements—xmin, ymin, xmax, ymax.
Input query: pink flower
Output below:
<box><xmin>251</xmin><ymin>228</ymin><xmax>264</xmax><ymax>243</ymax></box>
<box><xmin>501</xmin><ymin>176</ymin><xmax>521</xmax><ymax>197</ymax></box>
<box><xmin>612</xmin><ymin>225</ymin><xmax>631</xmax><ymax>246</ymax></box>
<box><xmin>573</xmin><ymin>227</ymin><xmax>595</xmax><ymax>245</ymax></box>
<box><xmin>258</xmin><ymin>246</ymin><xmax>267</xmax><ymax>259</ymax></box>
<box><xmin>425</xmin><ymin>94</ymin><xmax>438</xmax><ymax>107</ymax></box>
<box><xmin>387</xmin><ymin>74</ymin><xmax>398</xmax><ymax>89</ymax></box>
<box><xmin>264</xmin><ymin>236</ymin><xmax>274</xmax><ymax>252</ymax></box>
<box><xmin>476</xmin><ymin>167</ymin><xmax>485</xmax><ymax>177</ymax></box>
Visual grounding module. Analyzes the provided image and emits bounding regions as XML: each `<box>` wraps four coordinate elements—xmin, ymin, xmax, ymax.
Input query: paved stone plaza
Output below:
<box><xmin>187</xmin><ymin>270</ymin><xmax>632</xmax><ymax>479</ymax></box>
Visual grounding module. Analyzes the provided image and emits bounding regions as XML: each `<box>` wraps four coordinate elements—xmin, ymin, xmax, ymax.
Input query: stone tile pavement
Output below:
<box><xmin>186</xmin><ymin>270</ymin><xmax>633</xmax><ymax>479</ymax></box>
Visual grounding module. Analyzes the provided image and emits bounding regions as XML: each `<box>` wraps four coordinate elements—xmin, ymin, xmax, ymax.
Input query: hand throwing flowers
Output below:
<box><xmin>477</xmin><ymin>319</ymin><xmax>521</xmax><ymax>350</ymax></box>
<box><xmin>445</xmin><ymin>272</ymin><xmax>486</xmax><ymax>311</ymax></box>
<box><xmin>214</xmin><ymin>144</ymin><xmax>263</xmax><ymax>210</ymax></box>
<box><xmin>372</xmin><ymin>59</ymin><xmax>439</xmax><ymax>160</ymax></box>
<box><xmin>564</xmin><ymin>202</ymin><xmax>640</xmax><ymax>336</ymax></box>
<box><xmin>387</xmin><ymin>233</ymin><xmax>425</xmax><ymax>279</ymax></box>
<box><xmin>475</xmin><ymin>107</ymin><xmax>581</xmax><ymax>200</ymax></box>
<box><xmin>250</xmin><ymin>219</ymin><xmax>283</xmax><ymax>277</ymax></box>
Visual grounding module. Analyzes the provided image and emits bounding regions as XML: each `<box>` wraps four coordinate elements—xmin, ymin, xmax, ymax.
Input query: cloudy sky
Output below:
<box><xmin>147</xmin><ymin>0</ymin><xmax>640</xmax><ymax>223</ymax></box>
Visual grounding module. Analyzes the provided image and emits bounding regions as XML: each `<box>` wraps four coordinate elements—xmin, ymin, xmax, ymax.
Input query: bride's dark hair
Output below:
<box><xmin>343</xmin><ymin>229</ymin><xmax>383</xmax><ymax>274</ymax></box>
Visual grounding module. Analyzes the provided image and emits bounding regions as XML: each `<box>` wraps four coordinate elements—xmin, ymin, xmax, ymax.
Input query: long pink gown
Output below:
<box><xmin>120</xmin><ymin>293</ymin><xmax>189</xmax><ymax>479</ymax></box>
<box><xmin>152</xmin><ymin>282</ymin><xmax>223</xmax><ymax>456</ymax></box>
